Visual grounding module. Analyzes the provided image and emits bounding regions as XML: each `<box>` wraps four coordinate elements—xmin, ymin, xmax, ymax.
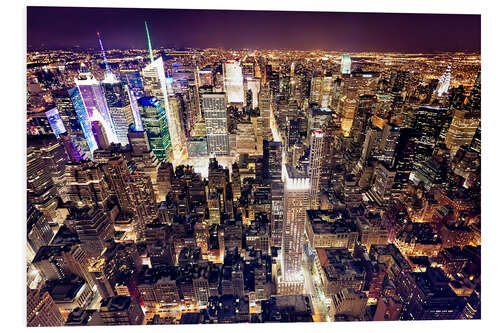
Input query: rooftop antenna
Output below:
<box><xmin>96</xmin><ymin>32</ymin><xmax>111</xmax><ymax>75</ymax></box>
<box><xmin>145</xmin><ymin>21</ymin><xmax>154</xmax><ymax>63</ymax></box>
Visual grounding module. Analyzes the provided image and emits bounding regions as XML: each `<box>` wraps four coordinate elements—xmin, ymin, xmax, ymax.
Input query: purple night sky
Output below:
<box><xmin>27</xmin><ymin>6</ymin><xmax>480</xmax><ymax>52</ymax></box>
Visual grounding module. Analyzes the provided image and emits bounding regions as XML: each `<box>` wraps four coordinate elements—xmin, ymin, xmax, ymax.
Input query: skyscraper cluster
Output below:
<box><xmin>26</xmin><ymin>22</ymin><xmax>481</xmax><ymax>326</ymax></box>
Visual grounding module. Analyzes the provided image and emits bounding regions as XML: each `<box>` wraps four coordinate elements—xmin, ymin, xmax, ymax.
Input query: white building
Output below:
<box><xmin>223</xmin><ymin>60</ymin><xmax>245</xmax><ymax>104</ymax></box>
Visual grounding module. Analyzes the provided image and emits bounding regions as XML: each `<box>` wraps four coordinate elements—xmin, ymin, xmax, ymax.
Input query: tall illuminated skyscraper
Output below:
<box><xmin>102</xmin><ymin>76</ymin><xmax>135</xmax><ymax>147</ymax></box>
<box><xmin>279</xmin><ymin>165</ymin><xmax>310</xmax><ymax>295</ymax></box>
<box><xmin>201</xmin><ymin>92</ymin><xmax>229</xmax><ymax>155</ymax></box>
<box><xmin>445</xmin><ymin>107</ymin><xmax>480</xmax><ymax>155</ymax></box>
<box><xmin>52</xmin><ymin>89</ymin><xmax>90</xmax><ymax>156</ymax></box>
<box><xmin>223</xmin><ymin>60</ymin><xmax>245</xmax><ymax>105</ymax></box>
<box><xmin>44</xmin><ymin>107</ymin><xmax>66</xmax><ymax>138</ymax></box>
<box><xmin>436</xmin><ymin>64</ymin><xmax>452</xmax><ymax>96</ymax></box>
<box><xmin>258</xmin><ymin>84</ymin><xmax>273</xmax><ymax>141</ymax></box>
<box><xmin>69</xmin><ymin>87</ymin><xmax>98</xmax><ymax>154</ymax></box>
<box><xmin>98</xmin><ymin>32</ymin><xmax>138</xmax><ymax>146</ymax></box>
<box><xmin>141</xmin><ymin>22</ymin><xmax>184</xmax><ymax>160</ymax></box>
<box><xmin>245</xmin><ymin>77</ymin><xmax>260</xmax><ymax>109</ymax></box>
<box><xmin>340</xmin><ymin>54</ymin><xmax>352</xmax><ymax>75</ymax></box>
<box><xmin>138</xmin><ymin>96</ymin><xmax>172</xmax><ymax>161</ymax></box>
<box><xmin>74</xmin><ymin>63</ymin><xmax>118</xmax><ymax>144</ymax></box>
<box><xmin>309</xmin><ymin>129</ymin><xmax>324</xmax><ymax>208</ymax></box>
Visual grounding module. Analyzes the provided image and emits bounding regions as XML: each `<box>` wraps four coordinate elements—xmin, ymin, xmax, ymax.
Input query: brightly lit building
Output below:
<box><xmin>340</xmin><ymin>54</ymin><xmax>352</xmax><ymax>75</ymax></box>
<box><xmin>102</xmin><ymin>75</ymin><xmax>135</xmax><ymax>147</ymax></box>
<box><xmin>69</xmin><ymin>87</ymin><xmax>98</xmax><ymax>154</ymax></box>
<box><xmin>138</xmin><ymin>96</ymin><xmax>172</xmax><ymax>161</ymax></box>
<box><xmin>52</xmin><ymin>89</ymin><xmax>90</xmax><ymax>156</ymax></box>
<box><xmin>436</xmin><ymin>64</ymin><xmax>452</xmax><ymax>97</ymax></box>
<box><xmin>223</xmin><ymin>60</ymin><xmax>245</xmax><ymax>105</ymax></box>
<box><xmin>245</xmin><ymin>77</ymin><xmax>260</xmax><ymax>109</ymax></box>
<box><xmin>44</xmin><ymin>107</ymin><xmax>66</xmax><ymax>138</ymax></box>
<box><xmin>309</xmin><ymin>129</ymin><xmax>324</xmax><ymax>209</ymax></box>
<box><xmin>445</xmin><ymin>107</ymin><xmax>480</xmax><ymax>155</ymax></box>
<box><xmin>278</xmin><ymin>164</ymin><xmax>311</xmax><ymax>295</ymax></box>
<box><xmin>141</xmin><ymin>22</ymin><xmax>184</xmax><ymax>160</ymax></box>
<box><xmin>74</xmin><ymin>63</ymin><xmax>118</xmax><ymax>144</ymax></box>
<box><xmin>98</xmin><ymin>31</ymin><xmax>142</xmax><ymax>144</ymax></box>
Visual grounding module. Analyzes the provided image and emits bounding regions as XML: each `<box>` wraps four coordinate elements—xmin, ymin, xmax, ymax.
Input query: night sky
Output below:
<box><xmin>27</xmin><ymin>6</ymin><xmax>481</xmax><ymax>52</ymax></box>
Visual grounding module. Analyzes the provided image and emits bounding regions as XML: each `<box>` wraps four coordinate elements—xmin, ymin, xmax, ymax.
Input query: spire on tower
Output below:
<box><xmin>97</xmin><ymin>32</ymin><xmax>111</xmax><ymax>75</ymax></box>
<box><xmin>145</xmin><ymin>21</ymin><xmax>154</xmax><ymax>63</ymax></box>
<box><xmin>436</xmin><ymin>63</ymin><xmax>452</xmax><ymax>97</ymax></box>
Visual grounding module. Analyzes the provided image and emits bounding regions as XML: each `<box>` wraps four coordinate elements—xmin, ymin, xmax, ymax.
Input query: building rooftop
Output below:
<box><xmin>316</xmin><ymin>248</ymin><xmax>365</xmax><ymax>281</ymax></box>
<box><xmin>65</xmin><ymin>308</ymin><xmax>100</xmax><ymax>326</ymax></box>
<box><xmin>100</xmin><ymin>295</ymin><xmax>133</xmax><ymax>312</ymax></box>
<box><xmin>43</xmin><ymin>276</ymin><xmax>86</xmax><ymax>303</ymax></box>
<box><xmin>307</xmin><ymin>210</ymin><xmax>357</xmax><ymax>234</ymax></box>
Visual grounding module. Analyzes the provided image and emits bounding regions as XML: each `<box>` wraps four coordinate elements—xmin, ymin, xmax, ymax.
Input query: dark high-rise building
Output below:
<box><xmin>99</xmin><ymin>295</ymin><xmax>145</xmax><ymax>325</ymax></box>
<box><xmin>157</xmin><ymin>161</ymin><xmax>174</xmax><ymax>201</ymax></box>
<box><xmin>27</xmin><ymin>288</ymin><xmax>65</xmax><ymax>327</ymax></box>
<box><xmin>397</xmin><ymin>267</ymin><xmax>464</xmax><ymax>320</ymax></box>
<box><xmin>65</xmin><ymin>206</ymin><xmax>115</xmax><ymax>257</ymax></box>
<box><xmin>27</xmin><ymin>134</ymin><xmax>69</xmax><ymax>201</ymax></box>
<box><xmin>27</xmin><ymin>144</ymin><xmax>59</xmax><ymax>220</ymax></box>
<box><xmin>391</xmin><ymin>128</ymin><xmax>420</xmax><ymax>195</ymax></box>
<box><xmin>263</xmin><ymin>141</ymin><xmax>282</xmax><ymax>181</ymax></box>
<box><xmin>64</xmin><ymin>161</ymin><xmax>110</xmax><ymax>208</ymax></box>
<box><xmin>412</xmin><ymin>106</ymin><xmax>447</xmax><ymax>161</ymax></box>
<box><xmin>351</xmin><ymin>95</ymin><xmax>377</xmax><ymax>146</ymax></box>
<box><xmin>92</xmin><ymin>120</ymin><xmax>110</xmax><ymax>150</ymax></box>
<box><xmin>465</xmin><ymin>71</ymin><xmax>481</xmax><ymax>113</ymax></box>
<box><xmin>27</xmin><ymin>202</ymin><xmax>54</xmax><ymax>260</ymax></box>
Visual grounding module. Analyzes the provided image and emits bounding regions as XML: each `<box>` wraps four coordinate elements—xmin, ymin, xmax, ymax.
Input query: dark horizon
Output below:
<box><xmin>27</xmin><ymin>6</ymin><xmax>481</xmax><ymax>53</ymax></box>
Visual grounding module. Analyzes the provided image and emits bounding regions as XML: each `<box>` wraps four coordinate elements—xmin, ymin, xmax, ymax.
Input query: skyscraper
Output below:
<box><xmin>27</xmin><ymin>145</ymin><xmax>59</xmax><ymax>220</ymax></box>
<box><xmin>141</xmin><ymin>22</ymin><xmax>185</xmax><ymax>160</ymax></box>
<box><xmin>138</xmin><ymin>96</ymin><xmax>172</xmax><ymax>161</ymax></box>
<box><xmin>279</xmin><ymin>165</ymin><xmax>310</xmax><ymax>295</ymax></box>
<box><xmin>27</xmin><ymin>288</ymin><xmax>65</xmax><ymax>327</ymax></box>
<box><xmin>91</xmin><ymin>120</ymin><xmax>110</xmax><ymax>150</ymax></box>
<box><xmin>69</xmin><ymin>87</ymin><xmax>98</xmax><ymax>154</ymax></box>
<box><xmin>52</xmin><ymin>89</ymin><xmax>90</xmax><ymax>156</ymax></box>
<box><xmin>445</xmin><ymin>108</ymin><xmax>480</xmax><ymax>155</ymax></box>
<box><xmin>74</xmin><ymin>63</ymin><xmax>117</xmax><ymax>144</ymax></box>
<box><xmin>412</xmin><ymin>106</ymin><xmax>447</xmax><ymax>161</ymax></box>
<box><xmin>340</xmin><ymin>54</ymin><xmax>352</xmax><ymax>75</ymax></box>
<box><xmin>245</xmin><ymin>77</ymin><xmax>260</xmax><ymax>109</ymax></box>
<box><xmin>99</xmin><ymin>296</ymin><xmax>145</xmax><ymax>325</ymax></box>
<box><xmin>100</xmin><ymin>46</ymin><xmax>136</xmax><ymax>148</ymax></box>
<box><xmin>44</xmin><ymin>107</ymin><xmax>66</xmax><ymax>138</ymax></box>
<box><xmin>223</xmin><ymin>60</ymin><xmax>245</xmax><ymax>105</ymax></box>
<box><xmin>64</xmin><ymin>161</ymin><xmax>110</xmax><ymax>207</ymax></box>
<box><xmin>65</xmin><ymin>206</ymin><xmax>115</xmax><ymax>257</ymax></box>
<box><xmin>309</xmin><ymin>129</ymin><xmax>324</xmax><ymax>208</ymax></box>
<box><xmin>27</xmin><ymin>202</ymin><xmax>54</xmax><ymax>259</ymax></box>
<box><xmin>436</xmin><ymin>64</ymin><xmax>452</xmax><ymax>96</ymax></box>
<box><xmin>201</xmin><ymin>92</ymin><xmax>229</xmax><ymax>155</ymax></box>
<box><xmin>258</xmin><ymin>84</ymin><xmax>273</xmax><ymax>141</ymax></box>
